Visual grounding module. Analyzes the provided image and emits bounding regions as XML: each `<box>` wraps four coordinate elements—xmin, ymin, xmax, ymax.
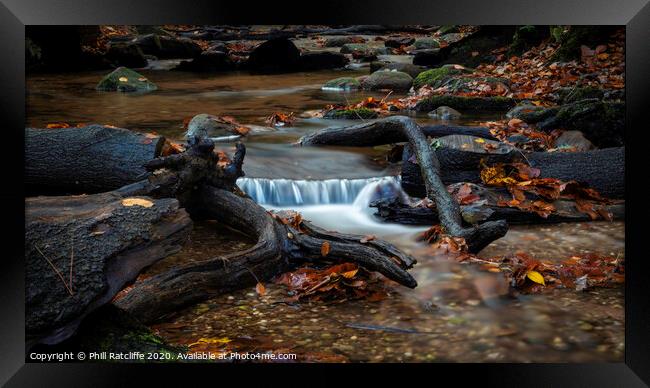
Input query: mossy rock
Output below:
<box><xmin>31</xmin><ymin>305</ymin><xmax>186</xmax><ymax>363</ymax></box>
<box><xmin>362</xmin><ymin>70</ymin><xmax>413</xmax><ymax>91</ymax></box>
<box><xmin>558</xmin><ymin>86</ymin><xmax>605</xmax><ymax>104</ymax></box>
<box><xmin>412</xmin><ymin>66</ymin><xmax>465</xmax><ymax>90</ymax></box>
<box><xmin>551</xmin><ymin>26</ymin><xmax>618</xmax><ymax>62</ymax></box>
<box><xmin>509</xmin><ymin>25</ymin><xmax>549</xmax><ymax>55</ymax></box>
<box><xmin>414</xmin><ymin>37</ymin><xmax>440</xmax><ymax>50</ymax></box>
<box><xmin>369</xmin><ymin>62</ymin><xmax>428</xmax><ymax>78</ymax></box>
<box><xmin>324</xmin><ymin>107</ymin><xmax>379</xmax><ymax>119</ymax></box>
<box><xmin>340</xmin><ymin>43</ymin><xmax>374</xmax><ymax>54</ymax></box>
<box><xmin>438</xmin><ymin>25</ymin><xmax>459</xmax><ymax>35</ymax></box>
<box><xmin>322</xmin><ymin>77</ymin><xmax>361</xmax><ymax>91</ymax></box>
<box><xmin>96</xmin><ymin>67</ymin><xmax>157</xmax><ymax>93</ymax></box>
<box><xmin>413</xmin><ymin>95</ymin><xmax>516</xmax><ymax>112</ymax></box>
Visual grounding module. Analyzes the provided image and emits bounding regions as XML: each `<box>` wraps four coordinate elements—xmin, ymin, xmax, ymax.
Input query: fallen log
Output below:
<box><xmin>301</xmin><ymin>116</ymin><xmax>507</xmax><ymax>252</ymax></box>
<box><xmin>371</xmin><ymin>195</ymin><xmax>625</xmax><ymax>226</ymax></box>
<box><xmin>26</xmin><ymin>191</ymin><xmax>192</xmax><ymax>346</ymax></box>
<box><xmin>26</xmin><ymin>125</ymin><xmax>165</xmax><ymax>195</ymax></box>
<box><xmin>298</xmin><ymin>121</ymin><xmax>497</xmax><ymax>147</ymax></box>
<box><xmin>401</xmin><ymin>136</ymin><xmax>625</xmax><ymax>199</ymax></box>
<box><xmin>114</xmin><ymin>136</ymin><xmax>417</xmax><ymax>323</ymax></box>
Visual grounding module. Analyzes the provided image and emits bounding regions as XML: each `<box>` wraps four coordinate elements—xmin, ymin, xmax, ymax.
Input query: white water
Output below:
<box><xmin>236</xmin><ymin>176</ymin><xmax>427</xmax><ymax>241</ymax></box>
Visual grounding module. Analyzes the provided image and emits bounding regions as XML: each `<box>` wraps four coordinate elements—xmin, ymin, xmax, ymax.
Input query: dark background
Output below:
<box><xmin>1</xmin><ymin>0</ymin><xmax>649</xmax><ymax>386</ymax></box>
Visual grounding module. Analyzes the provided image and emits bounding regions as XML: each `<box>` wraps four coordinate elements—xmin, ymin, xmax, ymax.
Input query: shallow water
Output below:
<box><xmin>27</xmin><ymin>67</ymin><xmax>624</xmax><ymax>362</ymax></box>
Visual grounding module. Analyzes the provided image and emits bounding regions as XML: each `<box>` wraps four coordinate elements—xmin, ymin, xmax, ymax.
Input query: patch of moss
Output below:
<box><xmin>551</xmin><ymin>26</ymin><xmax>617</xmax><ymax>62</ymax></box>
<box><xmin>413</xmin><ymin>67</ymin><xmax>460</xmax><ymax>90</ymax></box>
<box><xmin>96</xmin><ymin>66</ymin><xmax>158</xmax><ymax>93</ymax></box>
<box><xmin>324</xmin><ymin>107</ymin><xmax>379</xmax><ymax>119</ymax></box>
<box><xmin>413</xmin><ymin>95</ymin><xmax>516</xmax><ymax>112</ymax></box>
<box><xmin>322</xmin><ymin>77</ymin><xmax>361</xmax><ymax>91</ymax></box>
<box><xmin>509</xmin><ymin>25</ymin><xmax>549</xmax><ymax>56</ymax></box>
<box><xmin>559</xmin><ymin>86</ymin><xmax>605</xmax><ymax>104</ymax></box>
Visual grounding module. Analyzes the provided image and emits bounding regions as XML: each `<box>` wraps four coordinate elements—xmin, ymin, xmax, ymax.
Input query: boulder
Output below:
<box><xmin>322</xmin><ymin>77</ymin><xmax>361</xmax><ymax>91</ymax></box>
<box><xmin>414</xmin><ymin>37</ymin><xmax>440</xmax><ymax>50</ymax></box>
<box><xmin>340</xmin><ymin>43</ymin><xmax>375</xmax><ymax>54</ymax></box>
<box><xmin>96</xmin><ymin>67</ymin><xmax>157</xmax><ymax>93</ymax></box>
<box><xmin>185</xmin><ymin>113</ymin><xmax>246</xmax><ymax>139</ymax></box>
<box><xmin>247</xmin><ymin>38</ymin><xmax>301</xmax><ymax>73</ymax></box>
<box><xmin>412</xmin><ymin>65</ymin><xmax>472</xmax><ymax>89</ymax></box>
<box><xmin>370</xmin><ymin>62</ymin><xmax>427</xmax><ymax>78</ymax></box>
<box><xmin>428</xmin><ymin>106</ymin><xmax>462</xmax><ymax>120</ymax></box>
<box><xmin>554</xmin><ymin>130</ymin><xmax>596</xmax><ymax>152</ymax></box>
<box><xmin>362</xmin><ymin>70</ymin><xmax>413</xmax><ymax>91</ymax></box>
<box><xmin>412</xmin><ymin>48</ymin><xmax>450</xmax><ymax>67</ymax></box>
<box><xmin>133</xmin><ymin>34</ymin><xmax>202</xmax><ymax>59</ymax></box>
<box><xmin>105</xmin><ymin>42</ymin><xmax>148</xmax><ymax>68</ymax></box>
<box><xmin>384</xmin><ymin>36</ymin><xmax>415</xmax><ymax>48</ymax></box>
<box><xmin>299</xmin><ymin>51</ymin><xmax>349</xmax><ymax>70</ymax></box>
<box><xmin>324</xmin><ymin>36</ymin><xmax>366</xmax><ymax>47</ymax></box>
<box><xmin>506</xmin><ymin>104</ymin><xmax>547</xmax><ymax>119</ymax></box>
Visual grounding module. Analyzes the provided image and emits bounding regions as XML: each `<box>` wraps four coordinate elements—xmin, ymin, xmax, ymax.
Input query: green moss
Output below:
<box><xmin>413</xmin><ymin>95</ymin><xmax>516</xmax><ymax>112</ymax></box>
<box><xmin>509</xmin><ymin>25</ymin><xmax>549</xmax><ymax>55</ymax></box>
<box><xmin>96</xmin><ymin>66</ymin><xmax>157</xmax><ymax>93</ymax></box>
<box><xmin>559</xmin><ymin>86</ymin><xmax>605</xmax><ymax>104</ymax></box>
<box><xmin>322</xmin><ymin>77</ymin><xmax>361</xmax><ymax>90</ymax></box>
<box><xmin>324</xmin><ymin>107</ymin><xmax>378</xmax><ymax>119</ymax></box>
<box><xmin>413</xmin><ymin>67</ymin><xmax>459</xmax><ymax>90</ymax></box>
<box><xmin>551</xmin><ymin>26</ymin><xmax>617</xmax><ymax>62</ymax></box>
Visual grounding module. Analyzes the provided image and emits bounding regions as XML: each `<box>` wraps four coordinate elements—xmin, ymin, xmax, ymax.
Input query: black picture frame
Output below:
<box><xmin>2</xmin><ymin>0</ymin><xmax>649</xmax><ymax>386</ymax></box>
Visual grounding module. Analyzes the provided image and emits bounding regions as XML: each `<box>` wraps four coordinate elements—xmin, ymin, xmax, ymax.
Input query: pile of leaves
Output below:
<box><xmin>274</xmin><ymin>262</ymin><xmax>390</xmax><ymax>303</ymax></box>
<box><xmin>479</xmin><ymin>161</ymin><xmax>613</xmax><ymax>219</ymax></box>
<box><xmin>323</xmin><ymin>95</ymin><xmax>399</xmax><ymax>117</ymax></box>
<box><xmin>265</xmin><ymin>112</ymin><xmax>296</xmax><ymax>127</ymax></box>
<box><xmin>483</xmin><ymin>118</ymin><xmax>561</xmax><ymax>152</ymax></box>
<box><xmin>420</xmin><ymin>228</ymin><xmax>624</xmax><ymax>294</ymax></box>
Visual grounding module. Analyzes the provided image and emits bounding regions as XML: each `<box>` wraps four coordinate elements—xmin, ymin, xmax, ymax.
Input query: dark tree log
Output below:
<box><xmin>114</xmin><ymin>137</ymin><xmax>417</xmax><ymax>323</ymax></box>
<box><xmin>26</xmin><ymin>191</ymin><xmax>192</xmax><ymax>346</ymax></box>
<box><xmin>301</xmin><ymin>116</ymin><xmax>507</xmax><ymax>253</ymax></box>
<box><xmin>401</xmin><ymin>138</ymin><xmax>625</xmax><ymax>199</ymax></box>
<box><xmin>298</xmin><ymin>121</ymin><xmax>497</xmax><ymax>147</ymax></box>
<box><xmin>371</xmin><ymin>195</ymin><xmax>625</xmax><ymax>226</ymax></box>
<box><xmin>26</xmin><ymin>125</ymin><xmax>165</xmax><ymax>195</ymax></box>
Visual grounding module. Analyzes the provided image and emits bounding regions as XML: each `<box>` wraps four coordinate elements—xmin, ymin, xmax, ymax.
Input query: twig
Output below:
<box><xmin>34</xmin><ymin>244</ymin><xmax>74</xmax><ymax>296</ymax></box>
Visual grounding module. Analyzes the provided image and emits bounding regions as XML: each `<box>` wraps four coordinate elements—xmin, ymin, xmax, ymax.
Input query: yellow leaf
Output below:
<box><xmin>341</xmin><ymin>269</ymin><xmax>358</xmax><ymax>279</ymax></box>
<box><xmin>474</xmin><ymin>138</ymin><xmax>486</xmax><ymax>143</ymax></box>
<box><xmin>255</xmin><ymin>282</ymin><xmax>266</xmax><ymax>296</ymax></box>
<box><xmin>188</xmin><ymin>337</ymin><xmax>232</xmax><ymax>347</ymax></box>
<box><xmin>121</xmin><ymin>198</ymin><xmax>154</xmax><ymax>208</ymax></box>
<box><xmin>526</xmin><ymin>270</ymin><xmax>546</xmax><ymax>285</ymax></box>
<box><xmin>118</xmin><ymin>77</ymin><xmax>128</xmax><ymax>82</ymax></box>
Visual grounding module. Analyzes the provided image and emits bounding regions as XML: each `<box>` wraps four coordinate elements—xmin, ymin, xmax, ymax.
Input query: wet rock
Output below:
<box><xmin>340</xmin><ymin>43</ymin><xmax>375</xmax><ymax>55</ymax></box>
<box><xmin>506</xmin><ymin>104</ymin><xmax>546</xmax><ymax>119</ymax></box>
<box><xmin>324</xmin><ymin>108</ymin><xmax>378</xmax><ymax>119</ymax></box>
<box><xmin>105</xmin><ymin>42</ymin><xmax>148</xmax><ymax>68</ymax></box>
<box><xmin>299</xmin><ymin>51</ymin><xmax>349</xmax><ymax>70</ymax></box>
<box><xmin>322</xmin><ymin>77</ymin><xmax>361</xmax><ymax>91</ymax></box>
<box><xmin>438</xmin><ymin>25</ymin><xmax>460</xmax><ymax>34</ymax></box>
<box><xmin>428</xmin><ymin>106</ymin><xmax>462</xmax><ymax>120</ymax></box>
<box><xmin>362</xmin><ymin>70</ymin><xmax>413</xmax><ymax>91</ymax></box>
<box><xmin>175</xmin><ymin>50</ymin><xmax>234</xmax><ymax>72</ymax></box>
<box><xmin>412</xmin><ymin>48</ymin><xmax>449</xmax><ymax>67</ymax></box>
<box><xmin>247</xmin><ymin>38</ymin><xmax>301</xmax><ymax>73</ymax></box>
<box><xmin>185</xmin><ymin>113</ymin><xmax>245</xmax><ymax>139</ymax></box>
<box><xmin>412</xmin><ymin>65</ymin><xmax>467</xmax><ymax>90</ymax></box>
<box><xmin>551</xmin><ymin>26</ymin><xmax>618</xmax><ymax>62</ymax></box>
<box><xmin>96</xmin><ymin>67</ymin><xmax>157</xmax><ymax>93</ymax></box>
<box><xmin>414</xmin><ymin>37</ymin><xmax>440</xmax><ymax>50</ymax></box>
<box><xmin>133</xmin><ymin>34</ymin><xmax>202</xmax><ymax>59</ymax></box>
<box><xmin>384</xmin><ymin>36</ymin><xmax>415</xmax><ymax>48</ymax></box>
<box><xmin>413</xmin><ymin>95</ymin><xmax>516</xmax><ymax>112</ymax></box>
<box><xmin>324</xmin><ymin>36</ymin><xmax>366</xmax><ymax>47</ymax></box>
<box><xmin>553</xmin><ymin>130</ymin><xmax>596</xmax><ymax>151</ymax></box>
<box><xmin>370</xmin><ymin>62</ymin><xmax>427</xmax><ymax>79</ymax></box>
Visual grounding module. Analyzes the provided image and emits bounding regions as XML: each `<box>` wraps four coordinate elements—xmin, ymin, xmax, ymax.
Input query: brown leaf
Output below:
<box><xmin>321</xmin><ymin>241</ymin><xmax>331</xmax><ymax>257</ymax></box>
<box><xmin>360</xmin><ymin>235</ymin><xmax>376</xmax><ymax>243</ymax></box>
<box><xmin>255</xmin><ymin>282</ymin><xmax>266</xmax><ymax>296</ymax></box>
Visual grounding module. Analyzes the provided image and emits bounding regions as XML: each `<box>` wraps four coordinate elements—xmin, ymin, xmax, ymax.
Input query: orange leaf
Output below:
<box><xmin>321</xmin><ymin>242</ymin><xmax>331</xmax><ymax>257</ymax></box>
<box><xmin>255</xmin><ymin>282</ymin><xmax>266</xmax><ymax>296</ymax></box>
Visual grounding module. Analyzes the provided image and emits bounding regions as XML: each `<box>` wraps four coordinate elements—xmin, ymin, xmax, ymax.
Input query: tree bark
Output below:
<box><xmin>298</xmin><ymin>121</ymin><xmax>497</xmax><ymax>147</ymax></box>
<box><xmin>402</xmin><ymin>143</ymin><xmax>625</xmax><ymax>199</ymax></box>
<box><xmin>370</xmin><ymin>195</ymin><xmax>625</xmax><ymax>226</ymax></box>
<box><xmin>26</xmin><ymin>191</ymin><xmax>192</xmax><ymax>346</ymax></box>
<box><xmin>26</xmin><ymin>125</ymin><xmax>165</xmax><ymax>195</ymax></box>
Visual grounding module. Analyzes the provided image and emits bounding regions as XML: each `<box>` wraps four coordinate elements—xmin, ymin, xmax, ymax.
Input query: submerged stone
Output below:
<box><xmin>362</xmin><ymin>70</ymin><xmax>413</xmax><ymax>91</ymax></box>
<box><xmin>96</xmin><ymin>67</ymin><xmax>157</xmax><ymax>93</ymax></box>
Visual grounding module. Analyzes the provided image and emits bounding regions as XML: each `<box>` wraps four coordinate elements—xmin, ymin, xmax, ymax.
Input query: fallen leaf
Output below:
<box><xmin>321</xmin><ymin>241</ymin><xmax>331</xmax><ymax>257</ymax></box>
<box><xmin>118</xmin><ymin>76</ymin><xmax>129</xmax><ymax>82</ymax></box>
<box><xmin>255</xmin><ymin>282</ymin><xmax>266</xmax><ymax>296</ymax></box>
<box><xmin>526</xmin><ymin>270</ymin><xmax>546</xmax><ymax>286</ymax></box>
<box><xmin>121</xmin><ymin>198</ymin><xmax>154</xmax><ymax>208</ymax></box>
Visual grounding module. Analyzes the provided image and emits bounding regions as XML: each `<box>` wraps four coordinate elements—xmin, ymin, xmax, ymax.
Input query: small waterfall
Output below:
<box><xmin>236</xmin><ymin>176</ymin><xmax>405</xmax><ymax>207</ymax></box>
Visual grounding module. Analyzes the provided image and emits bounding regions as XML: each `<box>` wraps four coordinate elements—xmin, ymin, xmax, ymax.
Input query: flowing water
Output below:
<box><xmin>27</xmin><ymin>67</ymin><xmax>624</xmax><ymax>362</ymax></box>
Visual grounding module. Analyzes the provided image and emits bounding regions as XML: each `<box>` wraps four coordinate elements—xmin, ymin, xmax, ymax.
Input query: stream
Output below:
<box><xmin>27</xmin><ymin>67</ymin><xmax>624</xmax><ymax>362</ymax></box>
